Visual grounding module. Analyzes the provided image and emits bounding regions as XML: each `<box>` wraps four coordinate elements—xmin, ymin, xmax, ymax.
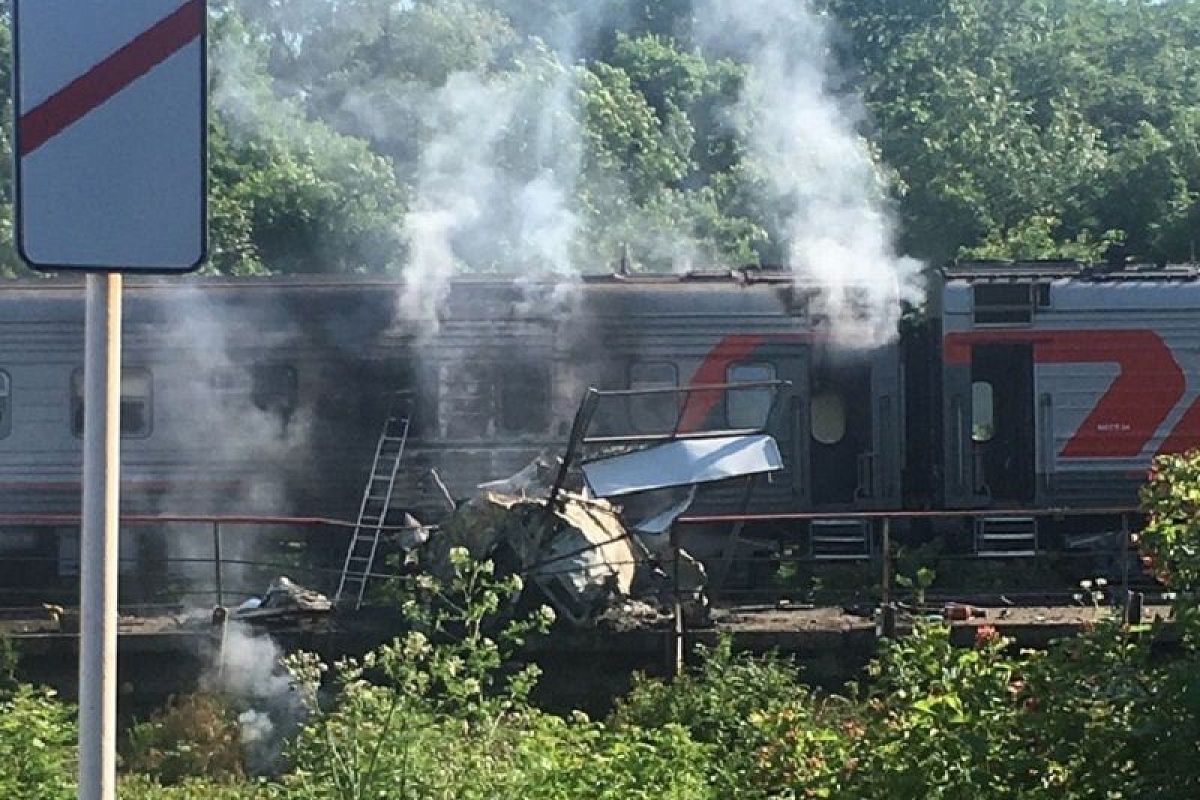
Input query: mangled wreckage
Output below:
<box><xmin>405</xmin><ymin>380</ymin><xmax>788</xmax><ymax>626</ymax></box>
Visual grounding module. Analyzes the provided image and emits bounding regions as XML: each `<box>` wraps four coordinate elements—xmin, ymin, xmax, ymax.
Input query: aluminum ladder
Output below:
<box><xmin>335</xmin><ymin>397</ymin><xmax>412</xmax><ymax>608</ymax></box>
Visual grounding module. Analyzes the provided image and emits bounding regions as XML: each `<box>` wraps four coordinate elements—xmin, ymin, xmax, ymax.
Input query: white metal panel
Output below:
<box><xmin>582</xmin><ymin>434</ymin><xmax>783</xmax><ymax>497</ymax></box>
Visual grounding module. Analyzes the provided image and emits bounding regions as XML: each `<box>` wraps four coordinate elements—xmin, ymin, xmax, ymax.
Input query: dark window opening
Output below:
<box><xmin>72</xmin><ymin>368</ymin><xmax>152</xmax><ymax>438</ymax></box>
<box><xmin>811</xmin><ymin>390</ymin><xmax>847</xmax><ymax>445</ymax></box>
<box><xmin>439</xmin><ymin>366</ymin><xmax>491</xmax><ymax>439</ymax></box>
<box><xmin>252</xmin><ymin>364</ymin><xmax>299</xmax><ymax>417</ymax></box>
<box><xmin>628</xmin><ymin>362</ymin><xmax>679</xmax><ymax>433</ymax></box>
<box><xmin>726</xmin><ymin>363</ymin><xmax>775</xmax><ymax>428</ymax></box>
<box><xmin>0</xmin><ymin>371</ymin><xmax>10</xmax><ymax>439</ymax></box>
<box><xmin>1035</xmin><ymin>283</ymin><xmax>1052</xmax><ymax>307</ymax></box>
<box><xmin>500</xmin><ymin>365</ymin><xmax>549</xmax><ymax>433</ymax></box>
<box><xmin>972</xmin><ymin>381</ymin><xmax>995</xmax><ymax>442</ymax></box>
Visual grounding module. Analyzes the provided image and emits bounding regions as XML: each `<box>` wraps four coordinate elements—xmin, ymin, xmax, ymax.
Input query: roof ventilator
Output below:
<box><xmin>973</xmin><ymin>283</ymin><xmax>1035</xmax><ymax>325</ymax></box>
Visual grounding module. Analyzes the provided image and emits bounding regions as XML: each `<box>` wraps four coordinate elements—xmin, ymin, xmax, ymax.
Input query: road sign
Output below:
<box><xmin>13</xmin><ymin>5</ymin><xmax>207</xmax><ymax>799</ymax></box>
<box><xmin>13</xmin><ymin>0</ymin><xmax>207</xmax><ymax>271</ymax></box>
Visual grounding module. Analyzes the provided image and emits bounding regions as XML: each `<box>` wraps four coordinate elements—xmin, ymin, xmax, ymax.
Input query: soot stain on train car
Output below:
<box><xmin>134</xmin><ymin>284</ymin><xmax>402</xmax><ymax>598</ymax></box>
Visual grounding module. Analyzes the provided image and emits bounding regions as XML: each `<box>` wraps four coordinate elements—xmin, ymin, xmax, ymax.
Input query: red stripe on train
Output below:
<box><xmin>944</xmin><ymin>330</ymin><xmax>1185</xmax><ymax>458</ymax></box>
<box><xmin>18</xmin><ymin>0</ymin><xmax>204</xmax><ymax>157</ymax></box>
<box><xmin>680</xmin><ymin>333</ymin><xmax>812</xmax><ymax>432</ymax></box>
<box><xmin>1159</xmin><ymin>399</ymin><xmax>1200</xmax><ymax>454</ymax></box>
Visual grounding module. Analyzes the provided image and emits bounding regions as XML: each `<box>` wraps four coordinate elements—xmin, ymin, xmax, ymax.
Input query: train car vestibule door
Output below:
<box><xmin>808</xmin><ymin>361</ymin><xmax>873</xmax><ymax>507</ymax></box>
<box><xmin>970</xmin><ymin>344</ymin><xmax>1035</xmax><ymax>503</ymax></box>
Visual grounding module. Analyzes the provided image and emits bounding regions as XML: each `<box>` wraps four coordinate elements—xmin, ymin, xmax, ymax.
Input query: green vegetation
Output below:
<box><xmin>0</xmin><ymin>449</ymin><xmax>1196</xmax><ymax>797</ymax></box>
<box><xmin>1</xmin><ymin>0</ymin><xmax>1199</xmax><ymax>275</ymax></box>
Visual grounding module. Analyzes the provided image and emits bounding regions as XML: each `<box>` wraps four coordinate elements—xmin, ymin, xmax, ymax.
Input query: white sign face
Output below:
<box><xmin>14</xmin><ymin>0</ymin><xmax>206</xmax><ymax>271</ymax></box>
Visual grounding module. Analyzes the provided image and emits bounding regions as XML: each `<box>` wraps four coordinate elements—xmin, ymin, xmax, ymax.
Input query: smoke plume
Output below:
<box><xmin>399</xmin><ymin>61</ymin><xmax>583</xmax><ymax>331</ymax></box>
<box><xmin>150</xmin><ymin>288</ymin><xmax>313</xmax><ymax>592</ymax></box>
<box><xmin>212</xmin><ymin>0</ymin><xmax>923</xmax><ymax>345</ymax></box>
<box><xmin>204</xmin><ymin>622</ymin><xmax>310</xmax><ymax>774</ymax></box>
<box><xmin>696</xmin><ymin>0</ymin><xmax>923</xmax><ymax>347</ymax></box>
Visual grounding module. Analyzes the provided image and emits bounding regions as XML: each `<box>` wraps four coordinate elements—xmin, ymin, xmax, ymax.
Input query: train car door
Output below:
<box><xmin>785</xmin><ymin>353</ymin><xmax>809</xmax><ymax>505</ymax></box>
<box><xmin>871</xmin><ymin>346</ymin><xmax>903</xmax><ymax>506</ymax></box>
<box><xmin>970</xmin><ymin>344</ymin><xmax>1035</xmax><ymax>504</ymax></box>
<box><xmin>807</xmin><ymin>355</ymin><xmax>873</xmax><ymax>508</ymax></box>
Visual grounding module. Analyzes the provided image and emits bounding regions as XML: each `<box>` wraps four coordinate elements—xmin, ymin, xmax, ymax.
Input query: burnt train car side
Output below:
<box><xmin>0</xmin><ymin>272</ymin><xmax>903</xmax><ymax>597</ymax></box>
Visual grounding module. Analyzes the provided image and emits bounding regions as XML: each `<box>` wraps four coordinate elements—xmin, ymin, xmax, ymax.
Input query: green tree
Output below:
<box><xmin>579</xmin><ymin>35</ymin><xmax>765</xmax><ymax>268</ymax></box>
<box><xmin>206</xmin><ymin>9</ymin><xmax>408</xmax><ymax>275</ymax></box>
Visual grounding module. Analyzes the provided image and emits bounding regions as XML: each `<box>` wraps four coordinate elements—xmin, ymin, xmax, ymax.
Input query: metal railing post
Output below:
<box><xmin>880</xmin><ymin>516</ymin><xmax>895</xmax><ymax>638</ymax></box>
<box><xmin>213</xmin><ymin>521</ymin><xmax>223</xmax><ymax>608</ymax></box>
<box><xmin>670</xmin><ymin>524</ymin><xmax>684</xmax><ymax>678</ymax></box>
<box><xmin>1120</xmin><ymin>512</ymin><xmax>1130</xmax><ymax>601</ymax></box>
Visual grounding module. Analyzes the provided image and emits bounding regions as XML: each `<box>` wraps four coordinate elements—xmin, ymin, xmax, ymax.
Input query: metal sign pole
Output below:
<box><xmin>79</xmin><ymin>272</ymin><xmax>122</xmax><ymax>800</ymax></box>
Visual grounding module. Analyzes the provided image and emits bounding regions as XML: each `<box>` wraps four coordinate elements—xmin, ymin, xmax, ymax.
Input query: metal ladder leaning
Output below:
<box><xmin>335</xmin><ymin>396</ymin><xmax>412</xmax><ymax>609</ymax></box>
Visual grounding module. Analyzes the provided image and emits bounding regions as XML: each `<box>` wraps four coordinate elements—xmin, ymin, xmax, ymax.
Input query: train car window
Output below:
<box><xmin>57</xmin><ymin>530</ymin><xmax>79</xmax><ymax>577</ymax></box>
<box><xmin>208</xmin><ymin>367</ymin><xmax>244</xmax><ymax>393</ymax></box>
<box><xmin>252</xmin><ymin>364</ymin><xmax>299</xmax><ymax>416</ymax></box>
<box><xmin>971</xmin><ymin>381</ymin><xmax>995</xmax><ymax>442</ymax></box>
<box><xmin>438</xmin><ymin>366</ymin><xmax>491</xmax><ymax>439</ymax></box>
<box><xmin>0</xmin><ymin>371</ymin><xmax>10</xmax><ymax>439</ymax></box>
<box><xmin>727</xmin><ymin>363</ymin><xmax>775</xmax><ymax>428</ymax></box>
<box><xmin>973</xmin><ymin>284</ymin><xmax>1033</xmax><ymax>324</ymax></box>
<box><xmin>120</xmin><ymin>371</ymin><xmax>153</xmax><ymax>436</ymax></box>
<box><xmin>1035</xmin><ymin>283</ymin><xmax>1052</xmax><ymax>307</ymax></box>
<box><xmin>811</xmin><ymin>390</ymin><xmax>846</xmax><ymax>445</ymax></box>
<box><xmin>72</xmin><ymin>368</ymin><xmax>153</xmax><ymax>437</ymax></box>
<box><xmin>500</xmin><ymin>364</ymin><xmax>549</xmax><ymax>433</ymax></box>
<box><xmin>629</xmin><ymin>362</ymin><xmax>679</xmax><ymax>433</ymax></box>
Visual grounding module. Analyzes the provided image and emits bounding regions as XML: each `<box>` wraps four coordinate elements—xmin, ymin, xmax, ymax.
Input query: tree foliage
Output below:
<box><xmin>0</xmin><ymin>1</ymin><xmax>1196</xmax><ymax>275</ymax></box>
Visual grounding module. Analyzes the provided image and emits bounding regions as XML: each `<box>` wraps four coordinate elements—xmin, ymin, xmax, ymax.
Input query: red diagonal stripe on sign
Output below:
<box><xmin>18</xmin><ymin>0</ymin><xmax>203</xmax><ymax>157</ymax></box>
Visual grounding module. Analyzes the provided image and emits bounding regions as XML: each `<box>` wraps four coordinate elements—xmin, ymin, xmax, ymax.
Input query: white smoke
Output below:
<box><xmin>150</xmin><ymin>288</ymin><xmax>314</xmax><ymax>593</ymax></box>
<box><xmin>696</xmin><ymin>0</ymin><xmax>924</xmax><ymax>348</ymax></box>
<box><xmin>205</xmin><ymin>621</ymin><xmax>309</xmax><ymax>774</ymax></box>
<box><xmin>399</xmin><ymin>61</ymin><xmax>583</xmax><ymax>333</ymax></box>
<box><xmin>211</xmin><ymin>0</ymin><xmax>923</xmax><ymax>346</ymax></box>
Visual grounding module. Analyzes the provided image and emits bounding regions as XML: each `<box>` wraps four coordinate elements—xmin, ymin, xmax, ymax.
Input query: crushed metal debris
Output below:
<box><xmin>415</xmin><ymin>480</ymin><xmax>654</xmax><ymax>626</ymax></box>
<box><xmin>405</xmin><ymin>383</ymin><xmax>790</xmax><ymax>628</ymax></box>
<box><xmin>234</xmin><ymin>576</ymin><xmax>332</xmax><ymax>625</ymax></box>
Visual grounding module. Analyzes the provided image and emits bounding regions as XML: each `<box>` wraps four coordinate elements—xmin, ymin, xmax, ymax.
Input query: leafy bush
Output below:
<box><xmin>118</xmin><ymin>776</ymin><xmax>276</xmax><ymax>800</ymax></box>
<box><xmin>1141</xmin><ymin>451</ymin><xmax>1200</xmax><ymax>599</ymax></box>
<box><xmin>124</xmin><ymin>693</ymin><xmax>245</xmax><ymax>784</ymax></box>
<box><xmin>283</xmin><ymin>547</ymin><xmax>556</xmax><ymax>798</ymax></box>
<box><xmin>843</xmin><ymin>622</ymin><xmax>1030</xmax><ymax>799</ymax></box>
<box><xmin>613</xmin><ymin>637</ymin><xmax>846</xmax><ymax>797</ymax></box>
<box><xmin>0</xmin><ymin>685</ymin><xmax>76</xmax><ymax>800</ymax></box>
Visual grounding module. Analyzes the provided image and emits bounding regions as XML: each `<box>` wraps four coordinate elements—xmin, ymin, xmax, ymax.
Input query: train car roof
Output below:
<box><xmin>0</xmin><ymin>266</ymin><xmax>813</xmax><ymax>328</ymax></box>
<box><xmin>946</xmin><ymin>260</ymin><xmax>1200</xmax><ymax>282</ymax></box>
<box><xmin>0</xmin><ymin>266</ymin><xmax>797</xmax><ymax>293</ymax></box>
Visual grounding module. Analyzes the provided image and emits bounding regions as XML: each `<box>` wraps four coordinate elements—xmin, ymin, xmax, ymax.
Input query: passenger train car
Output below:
<box><xmin>0</xmin><ymin>271</ymin><xmax>900</xmax><ymax>597</ymax></box>
<box><xmin>0</xmin><ymin>261</ymin><xmax>1189</xmax><ymax>599</ymax></box>
<box><xmin>941</xmin><ymin>261</ymin><xmax>1200</xmax><ymax>510</ymax></box>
